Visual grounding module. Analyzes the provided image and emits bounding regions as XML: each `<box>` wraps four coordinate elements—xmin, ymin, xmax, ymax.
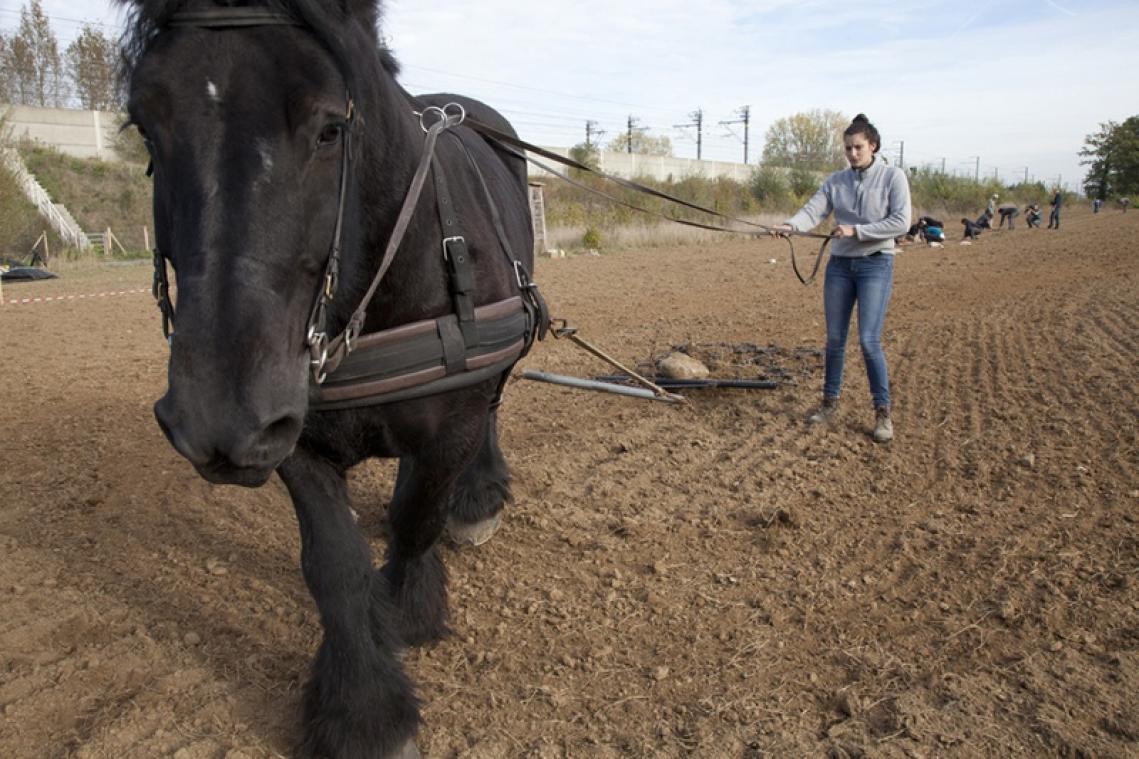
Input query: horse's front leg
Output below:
<box><xmin>384</xmin><ymin>419</ymin><xmax>484</xmax><ymax>645</ymax></box>
<box><xmin>446</xmin><ymin>408</ymin><xmax>512</xmax><ymax>546</ymax></box>
<box><xmin>278</xmin><ymin>447</ymin><xmax>420</xmax><ymax>759</ymax></box>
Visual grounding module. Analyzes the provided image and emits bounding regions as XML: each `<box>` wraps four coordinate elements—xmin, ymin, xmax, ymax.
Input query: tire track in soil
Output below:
<box><xmin>1076</xmin><ymin>295</ymin><xmax>1138</xmax><ymax>485</ymax></box>
<box><xmin>902</xmin><ymin>322</ymin><xmax>957</xmax><ymax>486</ymax></box>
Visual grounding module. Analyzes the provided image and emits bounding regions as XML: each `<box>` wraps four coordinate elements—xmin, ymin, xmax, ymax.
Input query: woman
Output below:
<box><xmin>775</xmin><ymin>114</ymin><xmax>911</xmax><ymax>443</ymax></box>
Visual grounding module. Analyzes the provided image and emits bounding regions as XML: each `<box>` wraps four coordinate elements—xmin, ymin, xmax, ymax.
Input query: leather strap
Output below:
<box><xmin>432</xmin><ymin>157</ymin><xmax>479</xmax><ymax>348</ymax></box>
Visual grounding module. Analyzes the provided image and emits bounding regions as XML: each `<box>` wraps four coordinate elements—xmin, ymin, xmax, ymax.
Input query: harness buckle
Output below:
<box><xmin>308</xmin><ymin>330</ymin><xmax>329</xmax><ymax>384</ymax></box>
<box><xmin>442</xmin><ymin>235</ymin><xmax>466</xmax><ymax>261</ymax></box>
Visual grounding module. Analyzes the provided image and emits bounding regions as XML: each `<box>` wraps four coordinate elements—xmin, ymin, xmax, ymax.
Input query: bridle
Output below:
<box><xmin>148</xmin><ymin>7</ymin><xmax>544</xmax><ymax>400</ymax></box>
<box><xmin>148</xmin><ymin>7</ymin><xmax>460</xmax><ymax>384</ymax></box>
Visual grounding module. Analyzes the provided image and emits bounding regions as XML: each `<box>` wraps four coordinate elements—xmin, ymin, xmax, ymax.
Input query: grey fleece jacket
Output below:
<box><xmin>784</xmin><ymin>158</ymin><xmax>911</xmax><ymax>257</ymax></box>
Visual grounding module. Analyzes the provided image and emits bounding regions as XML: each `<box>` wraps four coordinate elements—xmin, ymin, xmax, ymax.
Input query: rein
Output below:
<box><xmin>460</xmin><ymin>117</ymin><xmax>836</xmax><ymax>285</ymax></box>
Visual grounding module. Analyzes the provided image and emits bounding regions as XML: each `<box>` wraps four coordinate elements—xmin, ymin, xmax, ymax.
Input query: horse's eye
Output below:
<box><xmin>317</xmin><ymin>124</ymin><xmax>343</xmax><ymax>147</ymax></box>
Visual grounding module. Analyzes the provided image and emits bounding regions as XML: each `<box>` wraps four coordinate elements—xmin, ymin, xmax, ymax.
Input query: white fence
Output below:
<box><xmin>1</xmin><ymin>146</ymin><xmax>89</xmax><ymax>250</ymax></box>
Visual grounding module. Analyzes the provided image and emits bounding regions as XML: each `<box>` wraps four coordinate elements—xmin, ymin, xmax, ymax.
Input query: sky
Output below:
<box><xmin>5</xmin><ymin>0</ymin><xmax>1139</xmax><ymax>192</ymax></box>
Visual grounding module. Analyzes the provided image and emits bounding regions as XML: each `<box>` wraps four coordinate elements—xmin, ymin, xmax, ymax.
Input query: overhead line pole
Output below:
<box><xmin>626</xmin><ymin>115</ymin><xmax>644</xmax><ymax>154</ymax></box>
<box><xmin>673</xmin><ymin>108</ymin><xmax>704</xmax><ymax>160</ymax></box>
<box><xmin>718</xmin><ymin>105</ymin><xmax>751</xmax><ymax>164</ymax></box>
<box><xmin>585</xmin><ymin>120</ymin><xmax>604</xmax><ymax>148</ymax></box>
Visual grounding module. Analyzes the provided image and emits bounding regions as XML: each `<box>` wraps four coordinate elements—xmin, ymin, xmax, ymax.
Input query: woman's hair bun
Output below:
<box><xmin>852</xmin><ymin>113</ymin><xmax>870</xmax><ymax>124</ymax></box>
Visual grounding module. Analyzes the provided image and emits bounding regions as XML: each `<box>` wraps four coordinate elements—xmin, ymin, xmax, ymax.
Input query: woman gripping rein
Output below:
<box><xmin>773</xmin><ymin>114</ymin><xmax>911</xmax><ymax>443</ymax></box>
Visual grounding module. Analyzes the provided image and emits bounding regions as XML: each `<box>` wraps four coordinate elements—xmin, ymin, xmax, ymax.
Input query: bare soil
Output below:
<box><xmin>1</xmin><ymin>210</ymin><xmax>1136</xmax><ymax>758</ymax></box>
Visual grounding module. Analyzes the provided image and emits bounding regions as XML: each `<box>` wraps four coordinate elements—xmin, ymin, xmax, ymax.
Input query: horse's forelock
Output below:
<box><xmin>117</xmin><ymin>0</ymin><xmax>397</xmax><ymax>79</ymax></box>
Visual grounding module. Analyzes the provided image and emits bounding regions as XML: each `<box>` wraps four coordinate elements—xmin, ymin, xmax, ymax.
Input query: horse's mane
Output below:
<box><xmin>117</xmin><ymin>0</ymin><xmax>400</xmax><ymax>82</ymax></box>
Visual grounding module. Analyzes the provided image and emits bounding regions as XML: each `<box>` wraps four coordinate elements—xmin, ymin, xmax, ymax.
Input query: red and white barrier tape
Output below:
<box><xmin>1</xmin><ymin>287</ymin><xmax>150</xmax><ymax>306</ymax></box>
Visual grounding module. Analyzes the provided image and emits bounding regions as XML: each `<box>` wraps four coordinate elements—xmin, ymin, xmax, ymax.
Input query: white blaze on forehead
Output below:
<box><xmin>207</xmin><ymin>80</ymin><xmax>220</xmax><ymax>102</ymax></box>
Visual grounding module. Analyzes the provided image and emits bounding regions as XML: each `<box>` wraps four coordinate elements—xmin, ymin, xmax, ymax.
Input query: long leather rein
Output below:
<box><xmin>456</xmin><ymin>117</ymin><xmax>837</xmax><ymax>285</ymax></box>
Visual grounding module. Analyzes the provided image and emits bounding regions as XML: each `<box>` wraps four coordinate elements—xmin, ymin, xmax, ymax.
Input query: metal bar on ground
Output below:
<box><xmin>595</xmin><ymin>375</ymin><xmax>780</xmax><ymax>390</ymax></box>
<box><xmin>521</xmin><ymin>370</ymin><xmax>685</xmax><ymax>404</ymax></box>
<box><xmin>549</xmin><ymin>320</ymin><xmax>685</xmax><ymax>403</ymax></box>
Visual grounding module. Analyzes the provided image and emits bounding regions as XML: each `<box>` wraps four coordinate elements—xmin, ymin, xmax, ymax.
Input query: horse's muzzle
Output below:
<box><xmin>154</xmin><ymin>397</ymin><xmax>302</xmax><ymax>487</ymax></box>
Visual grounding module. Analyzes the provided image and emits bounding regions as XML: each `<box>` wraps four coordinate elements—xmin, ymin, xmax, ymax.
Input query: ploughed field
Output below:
<box><xmin>1</xmin><ymin>209</ymin><xmax>1136</xmax><ymax>757</ymax></box>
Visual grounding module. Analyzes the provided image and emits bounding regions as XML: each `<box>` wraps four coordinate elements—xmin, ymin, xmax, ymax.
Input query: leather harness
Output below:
<box><xmin>150</xmin><ymin>8</ymin><xmax>547</xmax><ymax>410</ymax></box>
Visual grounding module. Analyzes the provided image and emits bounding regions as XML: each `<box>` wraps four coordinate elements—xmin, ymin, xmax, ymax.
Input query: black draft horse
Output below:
<box><xmin>120</xmin><ymin>1</ymin><xmax>541</xmax><ymax>756</ymax></box>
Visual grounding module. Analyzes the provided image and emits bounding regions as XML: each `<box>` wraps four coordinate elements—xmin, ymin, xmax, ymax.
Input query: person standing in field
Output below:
<box><xmin>1048</xmin><ymin>188</ymin><xmax>1062</xmax><ymax>229</ymax></box>
<box><xmin>773</xmin><ymin>114</ymin><xmax>911</xmax><ymax>443</ymax></box>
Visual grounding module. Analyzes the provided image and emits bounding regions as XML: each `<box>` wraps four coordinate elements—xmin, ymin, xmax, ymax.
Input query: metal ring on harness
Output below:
<box><xmin>419</xmin><ymin>103</ymin><xmax>466</xmax><ymax>133</ymax></box>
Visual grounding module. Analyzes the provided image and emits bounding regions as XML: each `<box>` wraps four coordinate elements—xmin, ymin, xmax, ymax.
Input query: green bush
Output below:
<box><xmin>582</xmin><ymin>226</ymin><xmax>602</xmax><ymax>249</ymax></box>
<box><xmin>748</xmin><ymin>165</ymin><xmax>790</xmax><ymax>208</ymax></box>
<box><xmin>788</xmin><ymin>167</ymin><xmax>820</xmax><ymax>200</ymax></box>
<box><xmin>17</xmin><ymin>142</ymin><xmax>153</xmax><ymax>252</ymax></box>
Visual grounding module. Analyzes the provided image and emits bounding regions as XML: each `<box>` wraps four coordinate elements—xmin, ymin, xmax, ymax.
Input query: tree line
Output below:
<box><xmin>1081</xmin><ymin>117</ymin><xmax>1139</xmax><ymax>200</ymax></box>
<box><xmin>0</xmin><ymin>0</ymin><xmax>121</xmax><ymax>111</ymax></box>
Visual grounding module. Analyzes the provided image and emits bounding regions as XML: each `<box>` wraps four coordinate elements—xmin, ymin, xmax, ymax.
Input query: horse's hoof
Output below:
<box><xmin>446</xmin><ymin>512</ymin><xmax>502</xmax><ymax>546</ymax></box>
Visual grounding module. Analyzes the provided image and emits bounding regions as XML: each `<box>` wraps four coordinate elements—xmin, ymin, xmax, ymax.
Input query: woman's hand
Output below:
<box><xmin>832</xmin><ymin>224</ymin><xmax>857</xmax><ymax>238</ymax></box>
<box><xmin>769</xmin><ymin>224</ymin><xmax>793</xmax><ymax>238</ymax></box>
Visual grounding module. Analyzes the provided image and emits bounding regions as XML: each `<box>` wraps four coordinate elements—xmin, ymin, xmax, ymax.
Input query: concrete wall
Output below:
<box><xmin>527</xmin><ymin>146</ymin><xmax>754</xmax><ymax>182</ymax></box>
<box><xmin>1</xmin><ymin>104</ymin><xmax>123</xmax><ymax>161</ymax></box>
<box><xmin>4</xmin><ymin>104</ymin><xmax>757</xmax><ymax>182</ymax></box>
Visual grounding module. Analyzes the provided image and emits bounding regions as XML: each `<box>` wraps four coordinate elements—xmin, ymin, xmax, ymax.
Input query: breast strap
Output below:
<box><xmin>311</xmin><ymin>295</ymin><xmax>532</xmax><ymax>410</ymax></box>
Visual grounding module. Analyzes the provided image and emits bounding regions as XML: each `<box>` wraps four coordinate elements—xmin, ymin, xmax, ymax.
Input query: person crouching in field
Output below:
<box><xmin>905</xmin><ymin>216</ymin><xmax>945</xmax><ymax>246</ymax></box>
<box><xmin>1120</xmin><ymin>198</ymin><xmax>1131</xmax><ymax>212</ymax></box>
<box><xmin>1025</xmin><ymin>203</ymin><xmax>1043</xmax><ymax>228</ymax></box>
<box><xmin>773</xmin><ymin>114</ymin><xmax>910</xmax><ymax>444</ymax></box>
<box><xmin>961</xmin><ymin>217</ymin><xmax>985</xmax><ymax>241</ymax></box>
<box><xmin>997</xmin><ymin>204</ymin><xmax>1020</xmax><ymax>229</ymax></box>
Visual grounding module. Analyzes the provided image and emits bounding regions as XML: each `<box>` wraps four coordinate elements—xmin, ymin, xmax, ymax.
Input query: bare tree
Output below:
<box><xmin>761</xmin><ymin>109</ymin><xmax>847</xmax><ymax>172</ymax></box>
<box><xmin>1</xmin><ymin>1</ymin><xmax>66</xmax><ymax>107</ymax></box>
<box><xmin>67</xmin><ymin>24</ymin><xmax>121</xmax><ymax>111</ymax></box>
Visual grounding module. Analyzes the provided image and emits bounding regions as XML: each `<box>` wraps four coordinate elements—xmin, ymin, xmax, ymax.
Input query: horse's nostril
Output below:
<box><xmin>262</xmin><ymin>413</ymin><xmax>302</xmax><ymax>447</ymax></box>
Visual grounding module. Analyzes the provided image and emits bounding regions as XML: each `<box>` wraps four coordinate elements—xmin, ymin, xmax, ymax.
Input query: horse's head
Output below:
<box><xmin>122</xmin><ymin>0</ymin><xmax>386</xmax><ymax>485</ymax></box>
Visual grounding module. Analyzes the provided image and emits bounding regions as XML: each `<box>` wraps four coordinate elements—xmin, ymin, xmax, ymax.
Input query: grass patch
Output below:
<box><xmin>17</xmin><ymin>142</ymin><xmax>153</xmax><ymax>254</ymax></box>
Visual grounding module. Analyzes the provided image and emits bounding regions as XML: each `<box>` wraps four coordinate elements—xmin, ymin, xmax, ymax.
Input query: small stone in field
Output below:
<box><xmin>653</xmin><ymin>666</ymin><xmax>670</xmax><ymax>680</ymax></box>
<box><xmin>183</xmin><ymin>631</ymin><xmax>202</xmax><ymax>646</ymax></box>
<box><xmin>1050</xmin><ymin>641</ymin><xmax>1063</xmax><ymax>652</ymax></box>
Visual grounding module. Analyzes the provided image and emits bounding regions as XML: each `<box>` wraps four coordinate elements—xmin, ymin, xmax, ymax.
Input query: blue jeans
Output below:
<box><xmin>822</xmin><ymin>253</ymin><xmax>894</xmax><ymax>407</ymax></box>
